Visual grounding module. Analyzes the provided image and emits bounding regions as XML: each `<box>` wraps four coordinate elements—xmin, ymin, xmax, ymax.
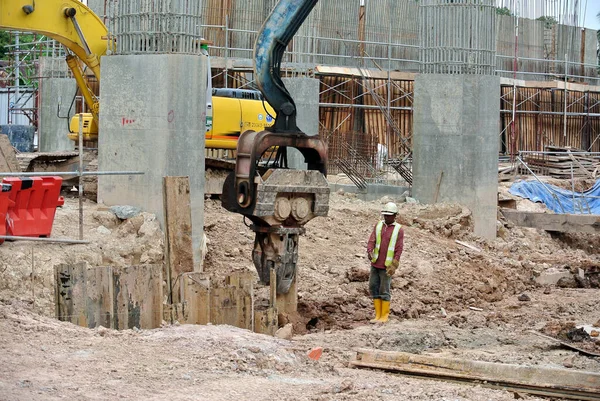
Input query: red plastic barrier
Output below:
<box><xmin>2</xmin><ymin>176</ymin><xmax>64</xmax><ymax>238</ymax></box>
<box><xmin>0</xmin><ymin>183</ymin><xmax>12</xmax><ymax>244</ymax></box>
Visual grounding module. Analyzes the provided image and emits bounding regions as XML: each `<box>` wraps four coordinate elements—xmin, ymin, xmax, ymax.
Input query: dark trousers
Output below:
<box><xmin>369</xmin><ymin>266</ymin><xmax>391</xmax><ymax>301</ymax></box>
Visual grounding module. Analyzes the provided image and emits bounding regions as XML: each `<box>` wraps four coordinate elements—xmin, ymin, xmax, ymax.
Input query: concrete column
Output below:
<box><xmin>281</xmin><ymin>78</ymin><xmax>320</xmax><ymax>170</ymax></box>
<box><xmin>98</xmin><ymin>54</ymin><xmax>207</xmax><ymax>269</ymax></box>
<box><xmin>39</xmin><ymin>78</ymin><xmax>77</xmax><ymax>152</ymax></box>
<box><xmin>413</xmin><ymin>75</ymin><xmax>500</xmax><ymax>240</ymax></box>
<box><xmin>38</xmin><ymin>57</ymin><xmax>76</xmax><ymax>152</ymax></box>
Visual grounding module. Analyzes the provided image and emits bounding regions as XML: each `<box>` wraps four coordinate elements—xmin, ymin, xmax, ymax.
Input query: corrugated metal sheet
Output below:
<box><xmin>0</xmin><ymin>89</ymin><xmax>35</xmax><ymax>126</ymax></box>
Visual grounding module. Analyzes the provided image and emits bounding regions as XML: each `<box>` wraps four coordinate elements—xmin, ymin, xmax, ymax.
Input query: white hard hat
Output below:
<box><xmin>381</xmin><ymin>202</ymin><xmax>398</xmax><ymax>215</ymax></box>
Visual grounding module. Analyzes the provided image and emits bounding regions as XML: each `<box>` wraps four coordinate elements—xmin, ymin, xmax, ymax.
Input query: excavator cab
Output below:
<box><xmin>222</xmin><ymin>0</ymin><xmax>329</xmax><ymax>295</ymax></box>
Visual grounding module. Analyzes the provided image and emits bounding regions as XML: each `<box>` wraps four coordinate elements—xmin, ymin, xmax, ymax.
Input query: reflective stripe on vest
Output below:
<box><xmin>371</xmin><ymin>221</ymin><xmax>402</xmax><ymax>267</ymax></box>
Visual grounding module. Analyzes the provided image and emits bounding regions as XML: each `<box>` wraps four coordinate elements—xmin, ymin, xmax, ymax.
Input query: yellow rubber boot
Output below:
<box><xmin>369</xmin><ymin>299</ymin><xmax>382</xmax><ymax>323</ymax></box>
<box><xmin>378</xmin><ymin>300</ymin><xmax>390</xmax><ymax>323</ymax></box>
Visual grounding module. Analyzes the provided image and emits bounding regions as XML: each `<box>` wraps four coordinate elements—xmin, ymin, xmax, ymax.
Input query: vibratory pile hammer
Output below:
<box><xmin>222</xmin><ymin>0</ymin><xmax>329</xmax><ymax>295</ymax></box>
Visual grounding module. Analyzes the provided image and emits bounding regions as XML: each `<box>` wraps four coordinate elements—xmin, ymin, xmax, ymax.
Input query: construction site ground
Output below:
<box><xmin>1</xmin><ymin>177</ymin><xmax>599</xmax><ymax>400</ymax></box>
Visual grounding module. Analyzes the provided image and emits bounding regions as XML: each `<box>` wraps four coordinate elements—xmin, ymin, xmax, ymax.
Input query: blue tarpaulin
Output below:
<box><xmin>509</xmin><ymin>179</ymin><xmax>600</xmax><ymax>214</ymax></box>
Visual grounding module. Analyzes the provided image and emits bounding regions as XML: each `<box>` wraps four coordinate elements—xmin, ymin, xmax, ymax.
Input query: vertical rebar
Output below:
<box><xmin>564</xmin><ymin>53</ymin><xmax>568</xmax><ymax>140</ymax></box>
<box><xmin>78</xmin><ymin>111</ymin><xmax>84</xmax><ymax>241</ymax></box>
<box><xmin>225</xmin><ymin>14</ymin><xmax>229</xmax><ymax>88</ymax></box>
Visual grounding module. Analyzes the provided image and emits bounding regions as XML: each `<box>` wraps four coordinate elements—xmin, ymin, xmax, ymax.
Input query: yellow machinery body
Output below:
<box><xmin>206</xmin><ymin>96</ymin><xmax>276</xmax><ymax>149</ymax></box>
<box><xmin>68</xmin><ymin>114</ymin><xmax>98</xmax><ymax>141</ymax></box>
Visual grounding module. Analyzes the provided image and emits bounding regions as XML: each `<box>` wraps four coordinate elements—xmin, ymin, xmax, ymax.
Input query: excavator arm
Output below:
<box><xmin>254</xmin><ymin>0</ymin><xmax>318</xmax><ymax>133</ymax></box>
<box><xmin>223</xmin><ymin>0</ymin><xmax>329</xmax><ymax>295</ymax></box>
<box><xmin>0</xmin><ymin>0</ymin><xmax>111</xmax><ymax>132</ymax></box>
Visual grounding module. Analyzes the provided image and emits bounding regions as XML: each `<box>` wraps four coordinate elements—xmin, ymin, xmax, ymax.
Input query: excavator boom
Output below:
<box><xmin>0</xmin><ymin>0</ymin><xmax>111</xmax><ymax>136</ymax></box>
<box><xmin>0</xmin><ymin>0</ymin><xmax>110</xmax><ymax>80</ymax></box>
<box><xmin>223</xmin><ymin>0</ymin><xmax>329</xmax><ymax>295</ymax></box>
<box><xmin>254</xmin><ymin>0</ymin><xmax>318</xmax><ymax>132</ymax></box>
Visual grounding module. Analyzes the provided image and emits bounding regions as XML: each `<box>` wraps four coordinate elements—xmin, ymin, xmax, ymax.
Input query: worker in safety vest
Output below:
<box><xmin>366</xmin><ymin>202</ymin><xmax>404</xmax><ymax>323</ymax></box>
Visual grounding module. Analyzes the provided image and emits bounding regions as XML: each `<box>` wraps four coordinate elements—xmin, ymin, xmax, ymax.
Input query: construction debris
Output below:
<box><xmin>501</xmin><ymin>209</ymin><xmax>600</xmax><ymax>234</ymax></box>
<box><xmin>351</xmin><ymin>349</ymin><xmax>600</xmax><ymax>400</ymax></box>
<box><xmin>522</xmin><ymin>147</ymin><xmax>600</xmax><ymax>179</ymax></box>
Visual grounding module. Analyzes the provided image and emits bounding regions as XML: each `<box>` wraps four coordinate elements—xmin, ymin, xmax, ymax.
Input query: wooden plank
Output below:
<box><xmin>351</xmin><ymin>349</ymin><xmax>600</xmax><ymax>401</ymax></box>
<box><xmin>254</xmin><ymin>307</ymin><xmax>278</xmax><ymax>336</ymax></box>
<box><xmin>163</xmin><ymin>302</ymin><xmax>186</xmax><ymax>324</ymax></box>
<box><xmin>276</xmin><ymin>275</ymin><xmax>297</xmax><ymax>315</ymax></box>
<box><xmin>54</xmin><ymin>262</ymin><xmax>88</xmax><ymax>327</ymax></box>
<box><xmin>163</xmin><ymin>176</ymin><xmax>194</xmax><ymax>304</ymax></box>
<box><xmin>85</xmin><ymin>266</ymin><xmax>114</xmax><ymax>329</ymax></box>
<box><xmin>501</xmin><ymin>209</ymin><xmax>600</xmax><ymax>234</ymax></box>
<box><xmin>210</xmin><ymin>286</ymin><xmax>238</xmax><ymax>326</ymax></box>
<box><xmin>0</xmin><ymin>134</ymin><xmax>20</xmax><ymax>172</ymax></box>
<box><xmin>228</xmin><ymin>272</ymin><xmax>253</xmax><ymax>329</ymax></box>
<box><xmin>180</xmin><ymin>272</ymin><xmax>210</xmax><ymax>325</ymax></box>
<box><xmin>113</xmin><ymin>265</ymin><xmax>163</xmax><ymax>330</ymax></box>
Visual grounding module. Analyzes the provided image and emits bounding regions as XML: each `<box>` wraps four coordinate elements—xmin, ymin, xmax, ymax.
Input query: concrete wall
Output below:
<box><xmin>281</xmin><ymin>78</ymin><xmax>320</xmax><ymax>170</ymax></box>
<box><xmin>413</xmin><ymin>75</ymin><xmax>500</xmax><ymax>240</ymax></box>
<box><xmin>39</xmin><ymin>78</ymin><xmax>76</xmax><ymax>152</ymax></box>
<box><xmin>98</xmin><ymin>54</ymin><xmax>207</xmax><ymax>270</ymax></box>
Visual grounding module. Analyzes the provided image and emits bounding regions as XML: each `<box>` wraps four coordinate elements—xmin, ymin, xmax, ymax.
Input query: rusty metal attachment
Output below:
<box><xmin>222</xmin><ymin>130</ymin><xmax>330</xmax><ymax>294</ymax></box>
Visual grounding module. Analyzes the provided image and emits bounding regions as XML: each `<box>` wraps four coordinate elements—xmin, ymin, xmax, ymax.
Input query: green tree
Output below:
<box><xmin>0</xmin><ymin>32</ymin><xmax>37</xmax><ymax>60</ymax></box>
<box><xmin>0</xmin><ymin>31</ymin><xmax>10</xmax><ymax>59</ymax></box>
<box><xmin>536</xmin><ymin>15</ymin><xmax>558</xmax><ymax>29</ymax></box>
<box><xmin>496</xmin><ymin>7</ymin><xmax>512</xmax><ymax>16</ymax></box>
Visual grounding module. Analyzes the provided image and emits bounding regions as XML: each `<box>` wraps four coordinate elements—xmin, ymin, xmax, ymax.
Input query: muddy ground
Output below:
<box><xmin>0</xmin><ymin>177</ymin><xmax>599</xmax><ymax>400</ymax></box>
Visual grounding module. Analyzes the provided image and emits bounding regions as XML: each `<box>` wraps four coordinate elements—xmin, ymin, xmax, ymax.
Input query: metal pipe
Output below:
<box><xmin>78</xmin><ymin>111</ymin><xmax>84</xmax><ymax>240</ymax></box>
<box><xmin>496</xmin><ymin>54</ymin><xmax>600</xmax><ymax>69</ymax></box>
<box><xmin>563</xmin><ymin>54</ymin><xmax>568</xmax><ymax>139</ymax></box>
<box><xmin>519</xmin><ymin>150</ymin><xmax>600</xmax><ymax>155</ymax></box>
<box><xmin>0</xmin><ymin>235</ymin><xmax>90</xmax><ymax>244</ymax></box>
<box><xmin>0</xmin><ymin>171</ymin><xmax>145</xmax><ymax>177</ymax></box>
<box><xmin>500</xmin><ymin>110</ymin><xmax>600</xmax><ymax>117</ymax></box>
<box><xmin>321</xmin><ymin>103</ymin><xmax>411</xmax><ymax>111</ymax></box>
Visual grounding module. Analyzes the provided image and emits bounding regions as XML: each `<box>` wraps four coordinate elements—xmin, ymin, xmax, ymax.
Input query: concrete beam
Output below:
<box><xmin>501</xmin><ymin>209</ymin><xmax>600</xmax><ymax>234</ymax></box>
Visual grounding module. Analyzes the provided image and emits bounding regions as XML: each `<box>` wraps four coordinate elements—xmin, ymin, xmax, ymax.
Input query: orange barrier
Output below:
<box><xmin>0</xmin><ymin>183</ymin><xmax>12</xmax><ymax>244</ymax></box>
<box><xmin>2</xmin><ymin>177</ymin><xmax>64</xmax><ymax>238</ymax></box>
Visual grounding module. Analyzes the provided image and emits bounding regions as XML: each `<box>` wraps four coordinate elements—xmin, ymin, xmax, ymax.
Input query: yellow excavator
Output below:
<box><xmin>0</xmin><ymin>0</ymin><xmax>275</xmax><ymax>150</ymax></box>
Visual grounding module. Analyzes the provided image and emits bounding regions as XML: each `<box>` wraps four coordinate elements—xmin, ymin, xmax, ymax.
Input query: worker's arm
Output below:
<box><xmin>393</xmin><ymin>228</ymin><xmax>404</xmax><ymax>262</ymax></box>
<box><xmin>367</xmin><ymin>226</ymin><xmax>376</xmax><ymax>259</ymax></box>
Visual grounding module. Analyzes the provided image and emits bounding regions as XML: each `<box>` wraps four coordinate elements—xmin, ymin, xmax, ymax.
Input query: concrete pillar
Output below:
<box><xmin>281</xmin><ymin>78</ymin><xmax>320</xmax><ymax>170</ymax></box>
<box><xmin>412</xmin><ymin>75</ymin><xmax>500</xmax><ymax>240</ymax></box>
<box><xmin>38</xmin><ymin>57</ymin><xmax>76</xmax><ymax>152</ymax></box>
<box><xmin>39</xmin><ymin>78</ymin><xmax>77</xmax><ymax>152</ymax></box>
<box><xmin>98</xmin><ymin>54</ymin><xmax>207</xmax><ymax>269</ymax></box>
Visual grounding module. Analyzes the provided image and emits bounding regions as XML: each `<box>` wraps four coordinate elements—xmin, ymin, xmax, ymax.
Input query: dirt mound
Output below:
<box><xmin>1</xmin><ymin>187</ymin><xmax>599</xmax><ymax>338</ymax></box>
<box><xmin>0</xmin><ymin>199</ymin><xmax>164</xmax><ymax>316</ymax></box>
